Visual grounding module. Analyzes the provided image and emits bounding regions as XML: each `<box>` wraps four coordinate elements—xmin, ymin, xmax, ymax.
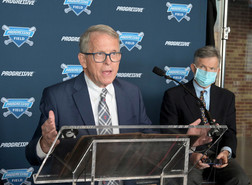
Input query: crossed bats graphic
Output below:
<box><xmin>64</xmin><ymin>4</ymin><xmax>91</xmax><ymax>15</ymax></box>
<box><xmin>164</xmin><ymin>66</ymin><xmax>190</xmax><ymax>84</ymax></box>
<box><xmin>166</xmin><ymin>2</ymin><xmax>192</xmax><ymax>21</ymax></box>
<box><xmin>117</xmin><ymin>31</ymin><xmax>144</xmax><ymax>50</ymax></box>
<box><xmin>1</xmin><ymin>97</ymin><xmax>35</xmax><ymax>118</ymax></box>
<box><xmin>61</xmin><ymin>63</ymin><xmax>73</xmax><ymax>81</ymax></box>
<box><xmin>2</xmin><ymin>25</ymin><xmax>36</xmax><ymax>46</ymax></box>
<box><xmin>0</xmin><ymin>168</ymin><xmax>33</xmax><ymax>185</ymax></box>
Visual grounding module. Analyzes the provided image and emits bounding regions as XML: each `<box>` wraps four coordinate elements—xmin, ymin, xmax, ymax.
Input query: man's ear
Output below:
<box><xmin>190</xmin><ymin>63</ymin><xmax>196</xmax><ymax>74</ymax></box>
<box><xmin>78</xmin><ymin>53</ymin><xmax>87</xmax><ymax>69</ymax></box>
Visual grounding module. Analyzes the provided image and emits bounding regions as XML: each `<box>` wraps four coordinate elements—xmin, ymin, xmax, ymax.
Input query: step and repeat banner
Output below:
<box><xmin>0</xmin><ymin>0</ymin><xmax>207</xmax><ymax>184</ymax></box>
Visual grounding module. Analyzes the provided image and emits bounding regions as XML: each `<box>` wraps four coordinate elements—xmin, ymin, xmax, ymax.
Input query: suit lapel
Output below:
<box><xmin>209</xmin><ymin>84</ymin><xmax>219</xmax><ymax>118</ymax></box>
<box><xmin>72</xmin><ymin>72</ymin><xmax>96</xmax><ymax>135</ymax></box>
<box><xmin>184</xmin><ymin>80</ymin><xmax>202</xmax><ymax>121</ymax></box>
<box><xmin>113</xmin><ymin>79</ymin><xmax>133</xmax><ymax>126</ymax></box>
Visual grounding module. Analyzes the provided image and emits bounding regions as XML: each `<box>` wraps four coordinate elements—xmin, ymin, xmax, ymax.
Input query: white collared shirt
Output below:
<box><xmin>84</xmin><ymin>73</ymin><xmax>119</xmax><ymax>134</ymax></box>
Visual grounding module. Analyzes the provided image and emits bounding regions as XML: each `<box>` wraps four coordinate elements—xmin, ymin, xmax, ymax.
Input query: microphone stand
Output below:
<box><xmin>153</xmin><ymin>67</ymin><xmax>221</xmax><ymax>137</ymax></box>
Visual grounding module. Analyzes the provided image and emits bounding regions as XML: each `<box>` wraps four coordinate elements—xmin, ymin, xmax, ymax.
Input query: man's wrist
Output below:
<box><xmin>221</xmin><ymin>146</ymin><xmax>232</xmax><ymax>159</ymax></box>
<box><xmin>36</xmin><ymin>137</ymin><xmax>47</xmax><ymax>159</ymax></box>
<box><xmin>221</xmin><ymin>150</ymin><xmax>230</xmax><ymax>159</ymax></box>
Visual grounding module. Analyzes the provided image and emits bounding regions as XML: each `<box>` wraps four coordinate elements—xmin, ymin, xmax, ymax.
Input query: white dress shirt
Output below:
<box><xmin>84</xmin><ymin>73</ymin><xmax>119</xmax><ymax>134</ymax></box>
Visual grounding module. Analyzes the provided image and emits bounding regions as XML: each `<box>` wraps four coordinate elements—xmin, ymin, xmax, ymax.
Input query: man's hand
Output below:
<box><xmin>187</xmin><ymin>118</ymin><xmax>212</xmax><ymax>147</ymax></box>
<box><xmin>190</xmin><ymin>152</ymin><xmax>210</xmax><ymax>169</ymax></box>
<box><xmin>40</xmin><ymin>110</ymin><xmax>60</xmax><ymax>154</ymax></box>
<box><xmin>213</xmin><ymin>150</ymin><xmax>229</xmax><ymax>168</ymax></box>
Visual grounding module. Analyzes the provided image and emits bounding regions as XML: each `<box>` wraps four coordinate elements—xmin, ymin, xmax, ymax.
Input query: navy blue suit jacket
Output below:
<box><xmin>26</xmin><ymin>71</ymin><xmax>152</xmax><ymax>166</ymax></box>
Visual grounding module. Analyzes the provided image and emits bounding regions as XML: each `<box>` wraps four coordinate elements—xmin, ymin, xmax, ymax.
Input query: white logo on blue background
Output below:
<box><xmin>117</xmin><ymin>31</ymin><xmax>144</xmax><ymax>51</ymax></box>
<box><xmin>1</xmin><ymin>97</ymin><xmax>35</xmax><ymax>119</ymax></box>
<box><xmin>164</xmin><ymin>66</ymin><xmax>190</xmax><ymax>85</ymax></box>
<box><xmin>0</xmin><ymin>167</ymin><xmax>34</xmax><ymax>185</ymax></box>
<box><xmin>2</xmin><ymin>25</ymin><xmax>36</xmax><ymax>47</ymax></box>
<box><xmin>166</xmin><ymin>2</ymin><xmax>192</xmax><ymax>22</ymax></box>
<box><xmin>61</xmin><ymin>63</ymin><xmax>83</xmax><ymax>81</ymax></box>
<box><xmin>64</xmin><ymin>0</ymin><xmax>93</xmax><ymax>16</ymax></box>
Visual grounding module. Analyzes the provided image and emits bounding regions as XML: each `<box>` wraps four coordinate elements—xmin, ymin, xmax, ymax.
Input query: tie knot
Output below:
<box><xmin>100</xmin><ymin>88</ymin><xmax>108</xmax><ymax>98</ymax></box>
<box><xmin>200</xmin><ymin>90</ymin><xmax>205</xmax><ymax>96</ymax></box>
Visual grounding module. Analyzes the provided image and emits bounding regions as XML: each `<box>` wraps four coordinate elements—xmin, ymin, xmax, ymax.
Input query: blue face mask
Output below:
<box><xmin>194</xmin><ymin>67</ymin><xmax>217</xmax><ymax>87</ymax></box>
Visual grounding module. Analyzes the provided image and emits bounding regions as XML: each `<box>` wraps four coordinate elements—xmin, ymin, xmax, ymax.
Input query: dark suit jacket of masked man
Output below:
<box><xmin>160</xmin><ymin>79</ymin><xmax>237</xmax><ymax>157</ymax></box>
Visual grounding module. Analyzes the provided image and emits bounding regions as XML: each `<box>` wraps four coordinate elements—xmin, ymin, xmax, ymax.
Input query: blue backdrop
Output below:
<box><xmin>0</xmin><ymin>0</ymin><xmax>207</xmax><ymax>184</ymax></box>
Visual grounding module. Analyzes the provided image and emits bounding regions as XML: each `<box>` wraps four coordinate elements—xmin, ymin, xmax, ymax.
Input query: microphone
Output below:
<box><xmin>153</xmin><ymin>66</ymin><xmax>220</xmax><ymax>137</ymax></box>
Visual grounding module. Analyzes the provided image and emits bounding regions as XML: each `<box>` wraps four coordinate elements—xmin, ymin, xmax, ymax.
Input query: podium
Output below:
<box><xmin>33</xmin><ymin>125</ymin><xmax>227</xmax><ymax>185</ymax></box>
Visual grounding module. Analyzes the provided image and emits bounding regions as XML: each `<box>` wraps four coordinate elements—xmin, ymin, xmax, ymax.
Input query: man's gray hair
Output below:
<box><xmin>193</xmin><ymin>45</ymin><xmax>221</xmax><ymax>65</ymax></box>
<box><xmin>79</xmin><ymin>24</ymin><xmax>119</xmax><ymax>53</ymax></box>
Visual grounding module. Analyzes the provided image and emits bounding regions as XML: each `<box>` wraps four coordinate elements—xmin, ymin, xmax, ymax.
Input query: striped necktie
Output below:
<box><xmin>98</xmin><ymin>88</ymin><xmax>113</xmax><ymax>135</ymax></box>
<box><xmin>200</xmin><ymin>90</ymin><xmax>208</xmax><ymax>124</ymax></box>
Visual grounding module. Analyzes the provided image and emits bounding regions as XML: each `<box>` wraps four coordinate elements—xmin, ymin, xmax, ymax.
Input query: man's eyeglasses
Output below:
<box><xmin>82</xmin><ymin>52</ymin><xmax>122</xmax><ymax>63</ymax></box>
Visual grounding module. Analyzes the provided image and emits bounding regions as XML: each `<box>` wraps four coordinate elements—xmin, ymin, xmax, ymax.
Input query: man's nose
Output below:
<box><xmin>104</xmin><ymin>55</ymin><xmax>112</xmax><ymax>64</ymax></box>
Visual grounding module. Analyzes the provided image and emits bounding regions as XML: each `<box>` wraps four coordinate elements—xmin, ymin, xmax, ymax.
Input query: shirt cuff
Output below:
<box><xmin>221</xmin><ymin>146</ymin><xmax>232</xmax><ymax>159</ymax></box>
<box><xmin>36</xmin><ymin>137</ymin><xmax>47</xmax><ymax>159</ymax></box>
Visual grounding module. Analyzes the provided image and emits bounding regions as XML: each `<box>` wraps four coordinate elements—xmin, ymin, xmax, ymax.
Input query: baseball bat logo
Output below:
<box><xmin>64</xmin><ymin>0</ymin><xmax>93</xmax><ymax>16</ymax></box>
<box><xmin>2</xmin><ymin>25</ymin><xmax>36</xmax><ymax>47</ymax></box>
<box><xmin>164</xmin><ymin>66</ymin><xmax>191</xmax><ymax>85</ymax></box>
<box><xmin>61</xmin><ymin>63</ymin><xmax>83</xmax><ymax>81</ymax></box>
<box><xmin>1</xmin><ymin>97</ymin><xmax>35</xmax><ymax>119</ymax></box>
<box><xmin>0</xmin><ymin>168</ymin><xmax>34</xmax><ymax>185</ymax></box>
<box><xmin>166</xmin><ymin>2</ymin><xmax>192</xmax><ymax>22</ymax></box>
<box><xmin>117</xmin><ymin>31</ymin><xmax>144</xmax><ymax>51</ymax></box>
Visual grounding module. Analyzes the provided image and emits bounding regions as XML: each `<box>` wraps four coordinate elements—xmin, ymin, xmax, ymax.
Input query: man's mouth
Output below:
<box><xmin>102</xmin><ymin>70</ymin><xmax>112</xmax><ymax>75</ymax></box>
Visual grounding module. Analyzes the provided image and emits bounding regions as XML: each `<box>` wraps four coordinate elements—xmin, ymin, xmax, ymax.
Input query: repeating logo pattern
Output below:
<box><xmin>164</xmin><ymin>66</ymin><xmax>190</xmax><ymax>85</ymax></box>
<box><xmin>1</xmin><ymin>97</ymin><xmax>35</xmax><ymax>119</ymax></box>
<box><xmin>2</xmin><ymin>25</ymin><xmax>36</xmax><ymax>47</ymax></box>
<box><xmin>117</xmin><ymin>31</ymin><xmax>144</xmax><ymax>51</ymax></box>
<box><xmin>0</xmin><ymin>168</ymin><xmax>34</xmax><ymax>185</ymax></box>
<box><xmin>166</xmin><ymin>2</ymin><xmax>192</xmax><ymax>22</ymax></box>
<box><xmin>64</xmin><ymin>0</ymin><xmax>93</xmax><ymax>16</ymax></box>
<box><xmin>61</xmin><ymin>63</ymin><xmax>83</xmax><ymax>81</ymax></box>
